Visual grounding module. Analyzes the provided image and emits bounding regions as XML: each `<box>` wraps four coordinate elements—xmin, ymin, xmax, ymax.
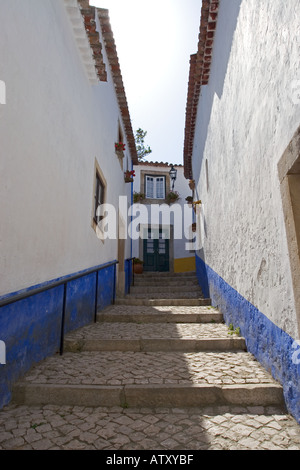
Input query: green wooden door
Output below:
<box><xmin>143</xmin><ymin>228</ymin><xmax>169</xmax><ymax>272</ymax></box>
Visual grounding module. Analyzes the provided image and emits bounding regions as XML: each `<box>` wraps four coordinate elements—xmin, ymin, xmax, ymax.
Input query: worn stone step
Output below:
<box><xmin>115</xmin><ymin>298</ymin><xmax>211</xmax><ymax>306</ymax></box>
<box><xmin>12</xmin><ymin>350</ymin><xmax>284</xmax><ymax>408</ymax></box>
<box><xmin>129</xmin><ymin>285</ymin><xmax>202</xmax><ymax>294</ymax></box>
<box><xmin>136</xmin><ymin>271</ymin><xmax>197</xmax><ymax>278</ymax></box>
<box><xmin>97</xmin><ymin>305</ymin><xmax>223</xmax><ymax>323</ymax></box>
<box><xmin>133</xmin><ymin>277</ymin><xmax>199</xmax><ymax>286</ymax></box>
<box><xmin>12</xmin><ymin>382</ymin><xmax>284</xmax><ymax>408</ymax></box>
<box><xmin>124</xmin><ymin>292</ymin><xmax>203</xmax><ymax>300</ymax></box>
<box><xmin>64</xmin><ymin>337</ymin><xmax>246</xmax><ymax>353</ymax></box>
<box><xmin>63</xmin><ymin>321</ymin><xmax>246</xmax><ymax>353</ymax></box>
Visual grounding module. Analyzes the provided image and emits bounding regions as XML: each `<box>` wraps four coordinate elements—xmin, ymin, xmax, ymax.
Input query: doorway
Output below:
<box><xmin>143</xmin><ymin>227</ymin><xmax>169</xmax><ymax>272</ymax></box>
<box><xmin>278</xmin><ymin>126</ymin><xmax>300</xmax><ymax>335</ymax></box>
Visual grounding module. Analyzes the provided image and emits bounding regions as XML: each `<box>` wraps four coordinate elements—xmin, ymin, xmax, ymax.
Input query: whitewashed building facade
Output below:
<box><xmin>184</xmin><ymin>0</ymin><xmax>300</xmax><ymax>422</ymax></box>
<box><xmin>132</xmin><ymin>162</ymin><xmax>196</xmax><ymax>273</ymax></box>
<box><xmin>0</xmin><ymin>0</ymin><xmax>137</xmax><ymax>407</ymax></box>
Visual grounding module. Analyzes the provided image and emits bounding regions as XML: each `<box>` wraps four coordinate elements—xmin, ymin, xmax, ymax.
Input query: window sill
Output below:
<box><xmin>142</xmin><ymin>198</ymin><xmax>167</xmax><ymax>204</ymax></box>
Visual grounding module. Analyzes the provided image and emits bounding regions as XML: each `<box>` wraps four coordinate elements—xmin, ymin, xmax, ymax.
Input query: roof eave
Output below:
<box><xmin>183</xmin><ymin>0</ymin><xmax>219</xmax><ymax>179</ymax></box>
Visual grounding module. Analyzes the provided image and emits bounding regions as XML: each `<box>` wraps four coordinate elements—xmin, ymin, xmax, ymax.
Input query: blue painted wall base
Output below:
<box><xmin>196</xmin><ymin>253</ymin><xmax>300</xmax><ymax>424</ymax></box>
<box><xmin>0</xmin><ymin>261</ymin><xmax>117</xmax><ymax>409</ymax></box>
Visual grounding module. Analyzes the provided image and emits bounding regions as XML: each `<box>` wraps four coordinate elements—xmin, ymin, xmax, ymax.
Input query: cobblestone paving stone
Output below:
<box><xmin>2</xmin><ymin>295</ymin><xmax>300</xmax><ymax>451</ymax></box>
<box><xmin>65</xmin><ymin>322</ymin><xmax>234</xmax><ymax>340</ymax></box>
<box><xmin>98</xmin><ymin>305</ymin><xmax>220</xmax><ymax>317</ymax></box>
<box><xmin>0</xmin><ymin>404</ymin><xmax>300</xmax><ymax>450</ymax></box>
<box><xmin>19</xmin><ymin>351</ymin><xmax>276</xmax><ymax>386</ymax></box>
<box><xmin>126</xmin><ymin>292</ymin><xmax>203</xmax><ymax>299</ymax></box>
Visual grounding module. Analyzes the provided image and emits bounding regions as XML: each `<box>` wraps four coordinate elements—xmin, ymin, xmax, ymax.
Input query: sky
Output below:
<box><xmin>91</xmin><ymin>0</ymin><xmax>202</xmax><ymax>165</ymax></box>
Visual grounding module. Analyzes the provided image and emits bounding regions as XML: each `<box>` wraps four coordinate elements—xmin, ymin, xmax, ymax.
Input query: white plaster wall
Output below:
<box><xmin>0</xmin><ymin>0</ymin><xmax>133</xmax><ymax>296</ymax></box>
<box><xmin>132</xmin><ymin>164</ymin><xmax>194</xmax><ymax>261</ymax></box>
<box><xmin>192</xmin><ymin>0</ymin><xmax>300</xmax><ymax>336</ymax></box>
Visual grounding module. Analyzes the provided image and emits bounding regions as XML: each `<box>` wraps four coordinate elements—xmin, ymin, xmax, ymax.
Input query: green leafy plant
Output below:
<box><xmin>166</xmin><ymin>191</ymin><xmax>180</xmax><ymax>204</ymax></box>
<box><xmin>228</xmin><ymin>323</ymin><xmax>241</xmax><ymax>336</ymax></box>
<box><xmin>115</xmin><ymin>142</ymin><xmax>126</xmax><ymax>152</ymax></box>
<box><xmin>31</xmin><ymin>422</ymin><xmax>45</xmax><ymax>429</ymax></box>
<box><xmin>133</xmin><ymin>192</ymin><xmax>145</xmax><ymax>203</ymax></box>
<box><xmin>124</xmin><ymin>170</ymin><xmax>135</xmax><ymax>182</ymax></box>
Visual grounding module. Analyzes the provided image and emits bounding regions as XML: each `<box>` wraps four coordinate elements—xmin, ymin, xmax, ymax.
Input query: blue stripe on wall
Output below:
<box><xmin>0</xmin><ymin>261</ymin><xmax>117</xmax><ymax>409</ymax></box>
<box><xmin>124</xmin><ymin>259</ymin><xmax>133</xmax><ymax>295</ymax></box>
<box><xmin>195</xmin><ymin>253</ymin><xmax>300</xmax><ymax>424</ymax></box>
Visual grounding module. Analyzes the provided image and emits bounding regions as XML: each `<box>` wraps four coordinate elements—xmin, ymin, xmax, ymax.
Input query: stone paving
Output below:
<box><xmin>97</xmin><ymin>305</ymin><xmax>224</xmax><ymax>323</ymax></box>
<box><xmin>18</xmin><ymin>350</ymin><xmax>277</xmax><ymax>387</ymax></box>
<box><xmin>0</xmin><ymin>404</ymin><xmax>300</xmax><ymax>450</ymax></box>
<box><xmin>1</xmin><ymin>273</ymin><xmax>300</xmax><ymax>451</ymax></box>
<box><xmin>65</xmin><ymin>321</ymin><xmax>234</xmax><ymax>340</ymax></box>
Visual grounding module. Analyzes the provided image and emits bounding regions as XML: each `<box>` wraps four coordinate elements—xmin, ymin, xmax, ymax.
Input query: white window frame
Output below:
<box><xmin>145</xmin><ymin>175</ymin><xmax>166</xmax><ymax>200</ymax></box>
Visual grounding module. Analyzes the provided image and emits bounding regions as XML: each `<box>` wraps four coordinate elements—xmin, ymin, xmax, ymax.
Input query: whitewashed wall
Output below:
<box><xmin>0</xmin><ymin>0</ymin><xmax>133</xmax><ymax>296</ymax></box>
<box><xmin>192</xmin><ymin>0</ymin><xmax>300</xmax><ymax>337</ymax></box>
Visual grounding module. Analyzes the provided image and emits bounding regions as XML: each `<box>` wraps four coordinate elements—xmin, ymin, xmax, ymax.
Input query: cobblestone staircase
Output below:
<box><xmin>12</xmin><ymin>272</ymin><xmax>285</xmax><ymax>410</ymax></box>
<box><xmin>116</xmin><ymin>272</ymin><xmax>211</xmax><ymax>306</ymax></box>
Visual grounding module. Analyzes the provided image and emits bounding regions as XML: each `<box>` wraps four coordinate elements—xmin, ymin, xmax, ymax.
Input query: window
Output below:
<box><xmin>118</xmin><ymin>122</ymin><xmax>124</xmax><ymax>145</ymax></box>
<box><xmin>94</xmin><ymin>172</ymin><xmax>105</xmax><ymax>224</ymax></box>
<box><xmin>145</xmin><ymin>175</ymin><xmax>166</xmax><ymax>199</ymax></box>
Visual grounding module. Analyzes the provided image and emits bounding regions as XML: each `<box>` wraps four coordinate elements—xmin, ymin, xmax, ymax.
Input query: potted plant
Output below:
<box><xmin>124</xmin><ymin>170</ymin><xmax>135</xmax><ymax>183</ymax></box>
<box><xmin>115</xmin><ymin>142</ymin><xmax>126</xmax><ymax>152</ymax></box>
<box><xmin>193</xmin><ymin>199</ymin><xmax>202</xmax><ymax>213</ymax></box>
<box><xmin>133</xmin><ymin>258</ymin><xmax>143</xmax><ymax>274</ymax></box>
<box><xmin>185</xmin><ymin>196</ymin><xmax>193</xmax><ymax>205</ymax></box>
<box><xmin>133</xmin><ymin>192</ymin><xmax>145</xmax><ymax>203</ymax></box>
<box><xmin>192</xmin><ymin>222</ymin><xmax>197</xmax><ymax>232</ymax></box>
<box><xmin>189</xmin><ymin>180</ymin><xmax>195</xmax><ymax>190</ymax></box>
<box><xmin>166</xmin><ymin>190</ymin><xmax>180</xmax><ymax>204</ymax></box>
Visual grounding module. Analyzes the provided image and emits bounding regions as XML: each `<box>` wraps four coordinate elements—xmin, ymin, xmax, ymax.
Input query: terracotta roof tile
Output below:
<box><xmin>77</xmin><ymin>0</ymin><xmax>107</xmax><ymax>81</ymax></box>
<box><xmin>137</xmin><ymin>161</ymin><xmax>183</xmax><ymax>168</ymax></box>
<box><xmin>97</xmin><ymin>8</ymin><xmax>138</xmax><ymax>164</ymax></box>
<box><xmin>183</xmin><ymin>0</ymin><xmax>219</xmax><ymax>179</ymax></box>
<box><xmin>69</xmin><ymin>1</ymin><xmax>138</xmax><ymax>163</ymax></box>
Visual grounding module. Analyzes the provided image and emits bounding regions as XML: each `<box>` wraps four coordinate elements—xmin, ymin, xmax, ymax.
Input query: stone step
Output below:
<box><xmin>12</xmin><ymin>350</ymin><xmax>284</xmax><ymax>408</ymax></box>
<box><xmin>129</xmin><ymin>285</ymin><xmax>202</xmax><ymax>294</ymax></box>
<box><xmin>97</xmin><ymin>305</ymin><xmax>223</xmax><ymax>323</ymax></box>
<box><xmin>130</xmin><ymin>281</ymin><xmax>200</xmax><ymax>289</ymax></box>
<box><xmin>64</xmin><ymin>337</ymin><xmax>246</xmax><ymax>353</ymax></box>
<box><xmin>115</xmin><ymin>298</ymin><xmax>211</xmax><ymax>306</ymax></box>
<box><xmin>12</xmin><ymin>382</ymin><xmax>284</xmax><ymax>409</ymax></box>
<box><xmin>124</xmin><ymin>292</ymin><xmax>203</xmax><ymax>299</ymax></box>
<box><xmin>134</xmin><ymin>276</ymin><xmax>199</xmax><ymax>285</ymax></box>
<box><xmin>63</xmin><ymin>322</ymin><xmax>246</xmax><ymax>352</ymax></box>
<box><xmin>136</xmin><ymin>271</ymin><xmax>197</xmax><ymax>278</ymax></box>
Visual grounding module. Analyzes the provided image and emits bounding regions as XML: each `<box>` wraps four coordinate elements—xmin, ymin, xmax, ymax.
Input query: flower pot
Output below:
<box><xmin>133</xmin><ymin>263</ymin><xmax>143</xmax><ymax>274</ymax></box>
<box><xmin>192</xmin><ymin>223</ymin><xmax>197</xmax><ymax>232</ymax></box>
<box><xmin>125</xmin><ymin>177</ymin><xmax>134</xmax><ymax>183</ymax></box>
<box><xmin>168</xmin><ymin>198</ymin><xmax>178</xmax><ymax>204</ymax></box>
<box><xmin>189</xmin><ymin>180</ymin><xmax>195</xmax><ymax>190</ymax></box>
<box><xmin>116</xmin><ymin>150</ymin><xmax>124</xmax><ymax>159</ymax></box>
<box><xmin>115</xmin><ymin>142</ymin><xmax>126</xmax><ymax>152</ymax></box>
